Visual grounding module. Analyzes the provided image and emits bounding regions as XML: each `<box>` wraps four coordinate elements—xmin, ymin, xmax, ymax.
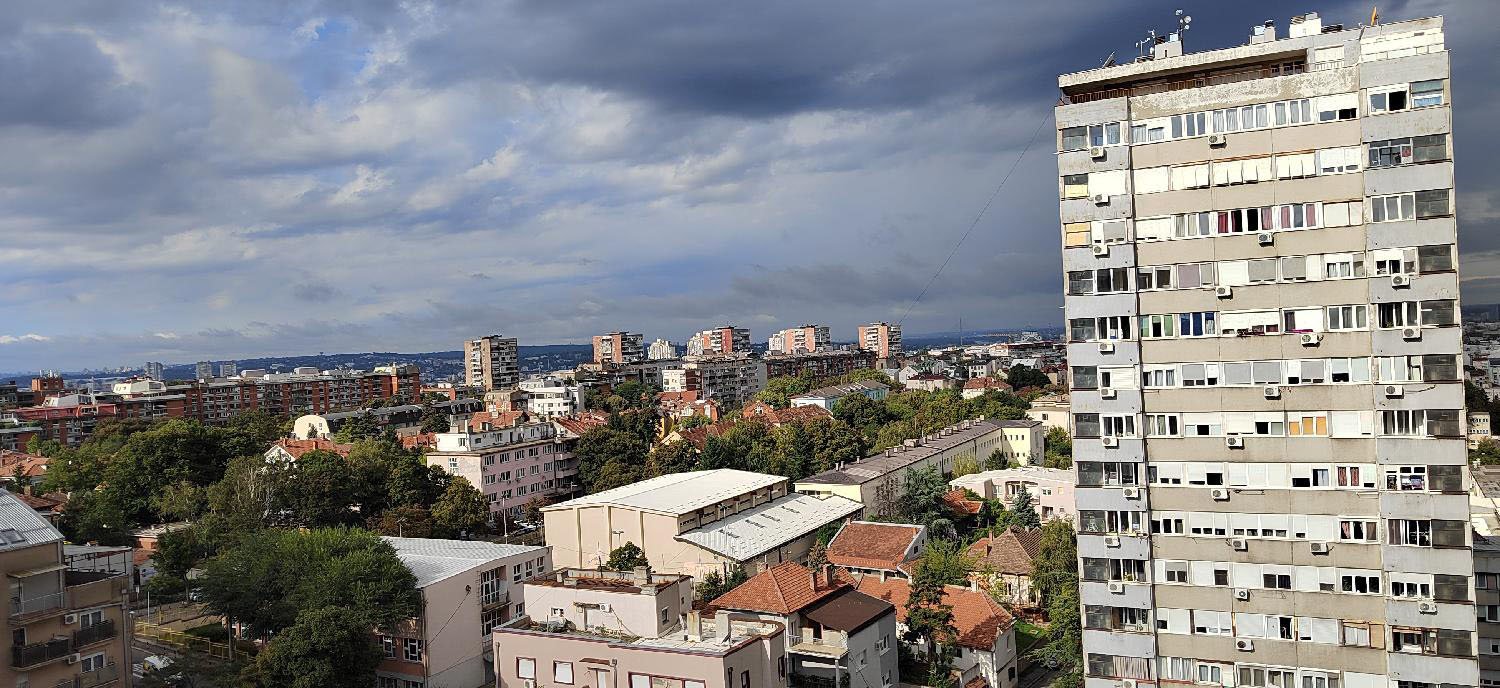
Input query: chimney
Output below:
<box><xmin>715</xmin><ymin>611</ymin><xmax>733</xmax><ymax>641</ymax></box>
<box><xmin>1288</xmin><ymin>12</ymin><xmax>1321</xmax><ymax>38</ymax></box>
<box><xmin>823</xmin><ymin>563</ymin><xmax>836</xmax><ymax>589</ymax></box>
<box><xmin>1249</xmin><ymin>19</ymin><xmax>1277</xmax><ymax>44</ymax></box>
<box><xmin>633</xmin><ymin>566</ymin><xmax>652</xmax><ymax>587</ymax></box>
<box><xmin>686</xmin><ymin>610</ymin><xmax>703</xmax><ymax>640</ymax></box>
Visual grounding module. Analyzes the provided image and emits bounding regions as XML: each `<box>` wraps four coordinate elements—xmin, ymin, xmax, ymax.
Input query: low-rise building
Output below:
<box><xmin>763</xmin><ymin>350</ymin><xmax>876</xmax><ymax>380</ymax></box>
<box><xmin>948</xmin><ymin>466</ymin><xmax>1075</xmax><ymax>523</ymax></box>
<box><xmin>263</xmin><ymin>437</ymin><xmax>354</xmax><ymax>463</ymax></box>
<box><xmin>523</xmin><ymin>567</ymin><xmax>694</xmax><ymax>638</ymax></box>
<box><xmin>789</xmin><ymin>380</ymin><xmax>889</xmax><ymax>412</ymax></box>
<box><xmin>382</xmin><ymin>537</ymin><xmax>550</xmax><ymax>688</ymax></box>
<box><xmin>825</xmin><ymin>521</ymin><xmax>926</xmax><ymax>580</ymax></box>
<box><xmin>960</xmin><ymin>377</ymin><xmax>1012</xmax><ymax>400</ymax></box>
<box><xmin>903</xmin><ymin>373</ymin><xmax>953</xmax><ymax>392</ymax></box>
<box><xmin>518</xmin><ymin>377</ymin><xmax>584</xmax><ymax>419</ymax></box>
<box><xmin>710</xmin><ymin>562</ymin><xmax>898</xmax><ymax>688</ymax></box>
<box><xmin>853</xmin><ymin>577</ymin><xmax>1018</xmax><ymax>688</ymax></box>
<box><xmin>0</xmin><ymin>449</ymin><xmax>49</xmax><ymax>490</ymax></box>
<box><xmin>1473</xmin><ymin>411</ymin><xmax>1494</xmax><ymax>449</ymax></box>
<box><xmin>542</xmin><ymin>470</ymin><xmax>862</xmax><ymax>579</ymax></box>
<box><xmin>1</xmin><ymin>489</ymin><xmax>132</xmax><ymax>688</ymax></box>
<box><xmin>427</xmin><ymin>419</ymin><xmax>579</xmax><ymax>523</ymax></box>
<box><xmin>1023</xmin><ymin>393</ymin><xmax>1068</xmax><ymax>431</ymax></box>
<box><xmin>965</xmin><ymin>527</ymin><xmax>1043</xmax><ymax>607</ymax></box>
<box><xmin>795</xmin><ymin>419</ymin><xmax>1006</xmax><ymax>518</ymax></box>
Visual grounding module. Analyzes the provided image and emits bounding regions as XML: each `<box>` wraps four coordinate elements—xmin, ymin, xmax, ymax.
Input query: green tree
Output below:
<box><xmin>695</xmin><ymin>564</ymin><xmax>748</xmax><ymax>602</ymax></box>
<box><xmin>905</xmin><ymin>556</ymin><xmax>959</xmax><ymax>688</ymax></box>
<box><xmin>806</xmin><ymin>540</ymin><xmax>829</xmax><ymax>570</ymax></box>
<box><xmin>431</xmin><ymin>477</ymin><xmax>488</xmax><ymax>537</ymax></box>
<box><xmin>950</xmin><ymin>453</ymin><xmax>980</xmax><ymax>478</ymax></box>
<box><xmin>832</xmin><ymin>393</ymin><xmax>894</xmax><ymax>439</ymax></box>
<box><xmin>1006</xmin><ymin>365</ymin><xmax>1050</xmax><ymax>390</ymax></box>
<box><xmin>1028</xmin><ymin>520</ymin><xmax>1080</xmax><ymax>683</ymax></box>
<box><xmin>366</xmin><ymin>505</ymin><xmax>434</xmax><ymax>538</ymax></box>
<box><xmin>897</xmin><ymin>465</ymin><xmax>950</xmax><ymax>530</ymax></box>
<box><xmin>251</xmin><ymin>606</ymin><xmax>384</xmax><ymax>688</ymax></box>
<box><xmin>755</xmin><ymin>372</ymin><xmax>816</xmax><ymax>409</ymax></box>
<box><xmin>1042</xmin><ymin>427</ymin><xmax>1073</xmax><ymax>469</ymax></box>
<box><xmin>916</xmin><ymin>539</ymin><xmax>973</xmax><ymax>587</ymax></box>
<box><xmin>1009</xmin><ymin>485</ymin><xmax>1042</xmax><ymax>529</ymax></box>
<box><xmin>419</xmin><ymin>408</ymin><xmax>451</xmax><ymax>434</ymax></box>
<box><xmin>837</xmin><ymin>368</ymin><xmax>893</xmax><ymax>386</ymax></box>
<box><xmin>606</xmin><ymin>542</ymin><xmax>649</xmax><ymax>571</ymax></box>
<box><xmin>806</xmin><ymin>417</ymin><xmax>868</xmax><ymax>474</ymax></box>
<box><xmin>347</xmin><ymin>439</ymin><xmax>445</xmax><ymax>513</ymax></box>
<box><xmin>575</xmin><ymin>427</ymin><xmax>649</xmax><ymax>493</ymax></box>
<box><xmin>1474</xmin><ymin>438</ymin><xmax>1500</xmax><ymax>466</ymax></box>
<box><xmin>332</xmin><ymin>415</ymin><xmax>380</xmax><ymax>443</ymax></box>
<box><xmin>984</xmin><ymin>449</ymin><xmax>1014</xmax><ymax>471</ymax></box>
<box><xmin>280</xmin><ymin>450</ymin><xmax>361</xmax><ymax>528</ymax></box>
<box><xmin>769</xmin><ymin>421</ymin><xmax>815</xmax><ymax>480</ymax></box>
<box><xmin>646</xmin><ymin>441</ymin><xmax>699</xmax><ymax>477</ymax></box>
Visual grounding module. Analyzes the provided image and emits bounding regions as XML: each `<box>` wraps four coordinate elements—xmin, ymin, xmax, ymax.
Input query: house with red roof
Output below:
<box><xmin>710</xmin><ymin>562</ymin><xmax>899</xmax><ymax>688</ymax></box>
<box><xmin>854</xmin><ymin>576</ymin><xmax>1019</xmax><ymax>688</ymax></box>
<box><xmin>966</xmin><ymin>527</ymin><xmax>1043</xmax><ymax>607</ymax></box>
<box><xmin>263</xmin><ymin>437</ymin><xmax>354</xmax><ymax>463</ymax></box>
<box><xmin>825</xmin><ymin>521</ymin><xmax>927</xmax><ymax>579</ymax></box>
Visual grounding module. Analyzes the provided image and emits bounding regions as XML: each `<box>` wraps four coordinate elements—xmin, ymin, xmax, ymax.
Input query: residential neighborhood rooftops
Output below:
<box><xmin>0</xmin><ymin>488</ymin><xmax>62</xmax><ymax>551</ymax></box>
<box><xmin>826</xmin><ymin>521</ymin><xmax>924</xmax><ymax>573</ymax></box>
<box><xmin>790</xmin><ymin>380</ymin><xmax>888</xmax><ymax>401</ymax></box>
<box><xmin>966</xmin><ymin>527</ymin><xmax>1042</xmax><ymax>577</ymax></box>
<box><xmin>1473</xmin><ymin>465</ymin><xmax>1500</xmax><ymax>498</ymax></box>
<box><xmin>384</xmin><ymin>537</ymin><xmax>545</xmax><ymax>587</ymax></box>
<box><xmin>854</xmin><ymin>577</ymin><xmax>1013</xmax><ymax>650</ymax></box>
<box><xmin>542</xmin><ymin>469</ymin><xmax>786</xmax><ymax>516</ymax></box>
<box><xmin>676</xmin><ymin>493</ymin><xmax>862</xmax><ymax>561</ymax></box>
<box><xmin>802</xmin><ymin>586</ymin><xmax>895</xmax><ymax>633</ymax></box>
<box><xmin>797</xmin><ymin>419</ymin><xmax>1002</xmax><ymax>487</ymax></box>
<box><xmin>740</xmin><ymin>402</ymin><xmax>832</xmax><ymax>425</ymax></box>
<box><xmin>270</xmin><ymin>437</ymin><xmax>354</xmax><ymax>459</ymax></box>
<box><xmin>709</xmin><ymin>562</ymin><xmax>856</xmax><ymax>615</ymax></box>
<box><xmin>961</xmin><ymin>377</ymin><xmax>1012</xmax><ymax>391</ymax></box>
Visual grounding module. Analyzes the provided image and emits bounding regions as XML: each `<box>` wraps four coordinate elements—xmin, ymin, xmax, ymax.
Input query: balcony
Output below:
<box><xmin>74</xmin><ymin>619</ymin><xmax>117</xmax><ymax>648</ymax></box>
<box><xmin>788</xmin><ymin>636</ymin><xmax>847</xmax><ymax>659</ymax></box>
<box><xmin>56</xmin><ymin>661</ymin><xmax>122</xmax><ymax>688</ymax></box>
<box><xmin>12</xmin><ymin>637</ymin><xmax>71</xmax><ymax>668</ymax></box>
<box><xmin>66</xmin><ymin>570</ymin><xmax>126</xmax><ymax>609</ymax></box>
<box><xmin>10</xmin><ymin>591</ymin><xmax>66</xmax><ymax>621</ymax></box>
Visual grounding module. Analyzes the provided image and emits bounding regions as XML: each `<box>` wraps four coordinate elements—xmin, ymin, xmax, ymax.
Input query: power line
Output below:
<box><xmin>895</xmin><ymin>110</ymin><xmax>1053</xmax><ymax>327</ymax></box>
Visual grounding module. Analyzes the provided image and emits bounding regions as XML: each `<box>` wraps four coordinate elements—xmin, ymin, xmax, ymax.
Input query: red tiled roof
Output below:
<box><xmin>709</xmin><ymin>562</ymin><xmax>856</xmax><ymax>615</ymax></box>
<box><xmin>470</xmin><ymin>410</ymin><xmax>526</xmax><ymax>429</ymax></box>
<box><xmin>965</xmin><ymin>675</ymin><xmax>988</xmax><ymax>688</ymax></box>
<box><xmin>962</xmin><ymin>377</ymin><xmax>1012</xmax><ymax>391</ymax></box>
<box><xmin>273</xmin><ymin>438</ymin><xmax>353</xmax><ymax>459</ymax></box>
<box><xmin>942</xmin><ymin>489</ymin><xmax>982</xmax><ymax>515</ymax></box>
<box><xmin>967</xmin><ymin>527</ymin><xmax>1042</xmax><ymax>577</ymax></box>
<box><xmin>0</xmin><ymin>450</ymin><xmax>49</xmax><ymax>478</ymax></box>
<box><xmin>740</xmin><ymin>402</ymin><xmax>832</xmax><ymax>425</ymax></box>
<box><xmin>827</xmin><ymin>522</ymin><xmax>923</xmax><ymax>573</ymax></box>
<box><xmin>401</xmin><ymin>433</ymin><xmax>436</xmax><ymax>450</ymax></box>
<box><xmin>554</xmin><ymin>412</ymin><xmax>610</xmax><ymax>437</ymax></box>
<box><xmin>854</xmin><ymin>577</ymin><xmax>1014</xmax><ymax>650</ymax></box>
<box><xmin>657</xmin><ymin>390</ymin><xmax>700</xmax><ymax>404</ymax></box>
<box><xmin>15</xmin><ymin>492</ymin><xmax>63</xmax><ymax>513</ymax></box>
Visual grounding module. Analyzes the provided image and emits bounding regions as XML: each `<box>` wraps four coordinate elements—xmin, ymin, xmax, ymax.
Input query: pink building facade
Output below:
<box><xmin>426</xmin><ymin>420</ymin><xmax>580</xmax><ymax>523</ymax></box>
<box><xmin>948</xmin><ymin>466</ymin><xmax>1076</xmax><ymax>523</ymax></box>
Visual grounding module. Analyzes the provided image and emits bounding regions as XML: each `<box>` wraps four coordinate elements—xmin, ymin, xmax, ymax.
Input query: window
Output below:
<box><xmin>1389</xmin><ymin>519</ymin><xmax>1432</xmax><ymax>546</ymax></box>
<box><xmin>1102</xmin><ymin>415</ymin><xmax>1135</xmax><ymax>438</ymax></box>
<box><xmin>381</xmin><ymin>635</ymin><xmax>396</xmax><ymax>658</ymax></box>
<box><xmin>1415</xmin><ymin>189</ymin><xmax>1452</xmax><ymax>218</ymax></box>
<box><xmin>404</xmin><ymin>638</ymin><xmax>423</xmax><ymax>662</ymax></box>
<box><xmin>1326</xmin><ymin>305</ymin><xmax>1367</xmax><ymax>331</ymax></box>
<box><xmin>1089</xmin><ymin>122</ymin><xmax>1122</xmax><ymax>147</ymax></box>
<box><xmin>1342</xmin><ymin>573</ymin><xmax>1381</xmax><ymax>594</ymax></box>
<box><xmin>517</xmin><ymin>658</ymin><xmax>536</xmax><ymax>679</ymax></box>
<box><xmin>1411</xmin><ymin>79</ymin><xmax>1445</xmax><ymax>108</ymax></box>
<box><xmin>1137</xmin><ymin>266</ymin><xmax>1172</xmax><ymax>290</ymax></box>
<box><xmin>1369</xmin><ymin>84</ymin><xmax>1409</xmax><ymax>113</ymax></box>
<box><xmin>1339</xmin><ymin>519</ymin><xmax>1378</xmax><ymax>542</ymax></box>
<box><xmin>1060</xmin><ymin>127</ymin><xmax>1087</xmax><ymax>151</ymax></box>
<box><xmin>553</xmin><ymin>662</ymin><xmax>575</xmax><ymax>684</ymax></box>
<box><xmin>1062</xmin><ymin>174</ymin><xmax>1088</xmax><ymax>199</ymax></box>
<box><xmin>1418</xmin><ymin>244</ymin><xmax>1455</xmax><ymax>272</ymax></box>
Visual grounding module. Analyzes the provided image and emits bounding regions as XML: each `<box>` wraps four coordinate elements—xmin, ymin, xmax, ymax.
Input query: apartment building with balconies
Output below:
<box><xmin>466</xmin><ymin>335</ymin><xmax>521</xmax><ymax>392</ymax></box>
<box><xmin>768</xmin><ymin>325</ymin><xmax>831</xmax><ymax>355</ymax></box>
<box><xmin>855</xmin><ymin>323</ymin><xmax>902</xmax><ymax>361</ymax></box>
<box><xmin>593</xmin><ymin>332</ymin><xmax>646</xmax><ymax>365</ymax></box>
<box><xmin>687</xmin><ymin>326</ymin><xmax>752</xmax><ymax>356</ymax></box>
<box><xmin>426</xmin><ymin>419</ymin><xmax>580</xmax><ymax>522</ymax></box>
<box><xmin>1058</xmin><ymin>11</ymin><xmax>1474</xmax><ymax>687</ymax></box>
<box><xmin>1</xmin><ymin>489</ymin><xmax>131</xmax><ymax>688</ymax></box>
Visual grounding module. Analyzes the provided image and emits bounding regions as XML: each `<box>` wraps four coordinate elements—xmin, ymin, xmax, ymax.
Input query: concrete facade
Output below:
<box><xmin>1059</xmin><ymin>13</ymin><xmax>1475</xmax><ymax>687</ymax></box>
<box><xmin>426</xmin><ymin>420</ymin><xmax>580</xmax><ymax>521</ymax></box>
<box><xmin>466</xmin><ymin>335</ymin><xmax>521</xmax><ymax>392</ymax></box>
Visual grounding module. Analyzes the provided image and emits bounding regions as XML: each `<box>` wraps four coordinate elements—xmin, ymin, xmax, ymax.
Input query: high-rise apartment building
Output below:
<box><xmin>591</xmin><ymin>331</ymin><xmax>645</xmax><ymax>364</ymax></box>
<box><xmin>194</xmin><ymin>361</ymin><xmax>213</xmax><ymax>380</ymax></box>
<box><xmin>219</xmin><ymin>361</ymin><xmax>237</xmax><ymax>377</ymax></box>
<box><xmin>856</xmin><ymin>322</ymin><xmax>902</xmax><ymax>360</ymax></box>
<box><xmin>143</xmin><ymin>361</ymin><xmax>164</xmax><ymax>380</ymax></box>
<box><xmin>464</xmin><ymin>334</ymin><xmax>519</xmax><ymax>391</ymax></box>
<box><xmin>647</xmin><ymin>338</ymin><xmax>678</xmax><ymax>360</ymax></box>
<box><xmin>1058</xmin><ymin>12</ymin><xmax>1473</xmax><ymax>687</ymax></box>
<box><xmin>686</xmin><ymin>325</ymin><xmax>751</xmax><ymax>356</ymax></box>
<box><xmin>768</xmin><ymin>324</ymin><xmax>830</xmax><ymax>354</ymax></box>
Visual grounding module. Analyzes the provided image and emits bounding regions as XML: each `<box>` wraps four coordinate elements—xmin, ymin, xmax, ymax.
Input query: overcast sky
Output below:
<box><xmin>1</xmin><ymin>0</ymin><xmax>1493</xmax><ymax>371</ymax></box>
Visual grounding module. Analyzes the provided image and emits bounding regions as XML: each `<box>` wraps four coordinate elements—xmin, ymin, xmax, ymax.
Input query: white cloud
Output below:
<box><xmin>0</xmin><ymin>334</ymin><xmax>49</xmax><ymax>345</ymax></box>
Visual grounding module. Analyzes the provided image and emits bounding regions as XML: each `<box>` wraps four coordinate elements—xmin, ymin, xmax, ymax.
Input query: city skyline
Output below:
<box><xmin>3</xmin><ymin>1</ymin><xmax>1497</xmax><ymax>371</ymax></box>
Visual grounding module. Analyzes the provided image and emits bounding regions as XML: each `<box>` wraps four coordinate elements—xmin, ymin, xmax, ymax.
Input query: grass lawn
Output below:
<box><xmin>1014</xmin><ymin>621</ymin><xmax>1046</xmax><ymax>652</ymax></box>
<box><xmin>183</xmin><ymin>623</ymin><xmax>230</xmax><ymax>642</ymax></box>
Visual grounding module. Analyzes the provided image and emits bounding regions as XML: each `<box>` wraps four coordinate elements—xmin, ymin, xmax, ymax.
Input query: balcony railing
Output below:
<box><xmin>74</xmin><ymin>619</ymin><xmax>117</xmax><ymax>648</ymax></box>
<box><xmin>56</xmin><ymin>661</ymin><xmax>121</xmax><ymax>688</ymax></box>
<box><xmin>10</xmin><ymin>591</ymin><xmax>66</xmax><ymax>619</ymax></box>
<box><xmin>12</xmin><ymin>637</ymin><xmax>72</xmax><ymax>668</ymax></box>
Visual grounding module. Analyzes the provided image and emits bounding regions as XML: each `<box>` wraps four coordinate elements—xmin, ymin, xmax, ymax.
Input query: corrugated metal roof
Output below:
<box><xmin>383</xmin><ymin>537</ymin><xmax>547</xmax><ymax>587</ymax></box>
<box><xmin>541</xmin><ymin>470</ymin><xmax>785</xmax><ymax>516</ymax></box>
<box><xmin>0</xmin><ymin>489</ymin><xmax>63</xmax><ymax>552</ymax></box>
<box><xmin>676</xmin><ymin>493</ymin><xmax>862</xmax><ymax>561</ymax></box>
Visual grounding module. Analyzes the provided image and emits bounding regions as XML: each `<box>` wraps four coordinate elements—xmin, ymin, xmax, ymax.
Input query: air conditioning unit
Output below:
<box><xmin>1209</xmin><ymin>134</ymin><xmax>1227</xmax><ymax>147</ymax></box>
<box><xmin>63</xmin><ymin>613</ymin><xmax>77</xmax><ymax>625</ymax></box>
<box><xmin>1091</xmin><ymin>243</ymin><xmax>1110</xmax><ymax>257</ymax></box>
<box><xmin>1215</xmin><ymin>285</ymin><xmax>1233</xmax><ymax>298</ymax></box>
<box><xmin>65</xmin><ymin>653</ymin><xmax>81</xmax><ymax>665</ymax></box>
<box><xmin>1211</xmin><ymin>488</ymin><xmax>1231</xmax><ymax>501</ymax></box>
<box><xmin>1104</xmin><ymin>535</ymin><xmax>1121</xmax><ymax>547</ymax></box>
<box><xmin>1230</xmin><ymin>537</ymin><xmax>1249</xmax><ymax>551</ymax></box>
<box><xmin>1263</xmin><ymin>385</ymin><xmax>1281</xmax><ymax>399</ymax></box>
<box><xmin>1234</xmin><ymin>588</ymin><xmax>1251</xmax><ymax>601</ymax></box>
<box><xmin>1089</xmin><ymin>146</ymin><xmax>1107</xmax><ymax>159</ymax></box>
<box><xmin>1418</xmin><ymin>601</ymin><xmax>1438</xmax><ymax>614</ymax></box>
<box><xmin>1235</xmin><ymin>639</ymin><xmax>1254</xmax><ymax>652</ymax></box>
<box><xmin>1392</xmin><ymin>274</ymin><xmax>1412</xmax><ymax>288</ymax></box>
<box><xmin>597</xmin><ymin>603</ymin><xmax>613</xmax><ymax>613</ymax></box>
<box><xmin>525</xmin><ymin>680</ymin><xmax>538</xmax><ymax>688</ymax></box>
<box><xmin>1257</xmin><ymin>231</ymin><xmax>1274</xmax><ymax>246</ymax></box>
<box><xmin>1100</xmin><ymin>387</ymin><xmax>1117</xmax><ymax>399</ymax></box>
<box><xmin>1385</xmin><ymin>384</ymin><xmax>1405</xmax><ymax>398</ymax></box>
<box><xmin>1310</xmin><ymin>541</ymin><xmax>1331</xmax><ymax>554</ymax></box>
<box><xmin>1092</xmin><ymin>194</ymin><xmax>1111</xmax><ymax>205</ymax></box>
<box><xmin>1225</xmin><ymin>436</ymin><xmax>1244</xmax><ymax>449</ymax></box>
<box><xmin>1402</xmin><ymin>327</ymin><xmax>1422</xmax><ymax>340</ymax></box>
<box><xmin>1117</xmin><ymin>681</ymin><xmax>1138</xmax><ymax>688</ymax></box>
<box><xmin>1300</xmin><ymin>332</ymin><xmax>1322</xmax><ymax>346</ymax></box>
<box><xmin>1122</xmin><ymin>487</ymin><xmax>1141</xmax><ymax>499</ymax></box>
<box><xmin>1107</xmin><ymin>581</ymin><xmax>1125</xmax><ymax>594</ymax></box>
<box><xmin>1098</xmin><ymin>342</ymin><xmax>1116</xmax><ymax>354</ymax></box>
<box><xmin>1101</xmin><ymin>436</ymin><xmax>1120</xmax><ymax>448</ymax></box>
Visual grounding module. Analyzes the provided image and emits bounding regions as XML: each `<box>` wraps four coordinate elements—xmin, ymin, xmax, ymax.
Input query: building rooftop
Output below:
<box><xmin>802</xmin><ymin>587</ymin><xmax>894</xmax><ymax>633</ymax></box>
<box><xmin>797</xmin><ymin>419</ymin><xmax>1003</xmax><ymax>487</ymax></box>
<box><xmin>1474</xmin><ymin>465</ymin><xmax>1500</xmax><ymax>499</ymax></box>
<box><xmin>529</xmin><ymin>567</ymin><xmax>690</xmax><ymax>594</ymax></box>
<box><xmin>709</xmin><ymin>562</ymin><xmax>856</xmax><ymax>616</ymax></box>
<box><xmin>676</xmin><ymin>493</ymin><xmax>862</xmax><ymax>562</ymax></box>
<box><xmin>790</xmin><ymin>380</ymin><xmax>889</xmax><ymax>401</ymax></box>
<box><xmin>952</xmin><ymin>466</ymin><xmax>1075</xmax><ymax>486</ymax></box>
<box><xmin>967</xmin><ymin>527</ymin><xmax>1043</xmax><ymax>577</ymax></box>
<box><xmin>855</xmin><ymin>577</ymin><xmax>1013</xmax><ymax>650</ymax></box>
<box><xmin>826</xmin><ymin>521</ymin><xmax>924</xmax><ymax>573</ymax></box>
<box><xmin>270</xmin><ymin>438</ymin><xmax>354</xmax><ymax>460</ymax></box>
<box><xmin>0</xmin><ymin>489</ymin><xmax>62</xmax><ymax>552</ymax></box>
<box><xmin>384</xmin><ymin>537</ymin><xmax>546</xmax><ymax>587</ymax></box>
<box><xmin>542</xmin><ymin>469</ymin><xmax>786</xmax><ymax>517</ymax></box>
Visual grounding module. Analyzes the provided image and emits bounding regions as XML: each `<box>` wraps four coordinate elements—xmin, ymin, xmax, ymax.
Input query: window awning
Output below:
<box><xmin>7</xmin><ymin>563</ymin><xmax>66</xmax><ymax>578</ymax></box>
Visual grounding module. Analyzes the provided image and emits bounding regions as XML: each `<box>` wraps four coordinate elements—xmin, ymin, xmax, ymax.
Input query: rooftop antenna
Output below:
<box><xmin>1134</xmin><ymin>29</ymin><xmax>1158</xmax><ymax>60</ymax></box>
<box><xmin>1101</xmin><ymin>51</ymin><xmax>1117</xmax><ymax>68</ymax></box>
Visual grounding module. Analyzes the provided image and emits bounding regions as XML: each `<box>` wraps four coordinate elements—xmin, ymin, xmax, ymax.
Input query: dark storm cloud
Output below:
<box><xmin>0</xmin><ymin>29</ymin><xmax>140</xmax><ymax>129</ymax></box>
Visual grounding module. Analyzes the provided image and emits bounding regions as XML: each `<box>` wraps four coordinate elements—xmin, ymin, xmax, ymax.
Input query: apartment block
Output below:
<box><xmin>1058</xmin><ymin>12</ymin><xmax>1474</xmax><ymax>687</ymax></box>
<box><xmin>677</xmin><ymin>354</ymin><xmax>768</xmax><ymax>407</ymax></box>
<box><xmin>2</xmin><ymin>489</ymin><xmax>132</xmax><ymax>688</ymax></box>
<box><xmin>466</xmin><ymin>335</ymin><xmax>521</xmax><ymax>391</ymax></box>
<box><xmin>949</xmin><ymin>466</ymin><xmax>1074</xmax><ymax>523</ymax></box>
<box><xmin>789</xmin><ymin>380</ymin><xmax>889</xmax><ymax>412</ymax></box>
<box><xmin>687</xmin><ymin>326</ymin><xmax>751</xmax><ymax>356</ymax></box>
<box><xmin>381</xmin><ymin>538</ymin><xmax>550</xmax><ymax>688</ymax></box>
<box><xmin>769</xmin><ymin>325</ymin><xmax>831</xmax><ymax>355</ymax></box>
<box><xmin>763</xmin><ymin>349</ymin><xmax>877</xmax><ymax>380</ymax></box>
<box><xmin>426</xmin><ymin>419</ymin><xmax>580</xmax><ymax>522</ymax></box>
<box><xmin>517</xmin><ymin>376</ymin><xmax>583</xmax><ymax>419</ymax></box>
<box><xmin>856</xmin><ymin>323</ymin><xmax>902</xmax><ymax>361</ymax></box>
<box><xmin>592</xmin><ymin>331</ymin><xmax>645</xmax><ymax>365</ymax></box>
<box><xmin>648</xmin><ymin>338</ymin><xmax>679</xmax><ymax>360</ymax></box>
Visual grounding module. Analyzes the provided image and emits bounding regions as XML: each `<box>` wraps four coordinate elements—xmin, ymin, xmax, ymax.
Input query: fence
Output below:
<box><xmin>135</xmin><ymin>621</ymin><xmax>249</xmax><ymax>660</ymax></box>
